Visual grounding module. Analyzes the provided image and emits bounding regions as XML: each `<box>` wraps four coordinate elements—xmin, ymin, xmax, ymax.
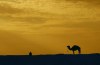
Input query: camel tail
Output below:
<box><xmin>78</xmin><ymin>48</ymin><xmax>81</xmax><ymax>54</ymax></box>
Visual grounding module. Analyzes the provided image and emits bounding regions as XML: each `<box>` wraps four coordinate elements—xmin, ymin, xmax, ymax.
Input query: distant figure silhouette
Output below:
<box><xmin>67</xmin><ymin>45</ymin><xmax>81</xmax><ymax>54</ymax></box>
<box><xmin>29</xmin><ymin>52</ymin><xmax>32</xmax><ymax>56</ymax></box>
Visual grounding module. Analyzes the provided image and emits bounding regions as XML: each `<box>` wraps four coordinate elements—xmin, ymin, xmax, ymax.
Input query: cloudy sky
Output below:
<box><xmin>0</xmin><ymin>0</ymin><xmax>100</xmax><ymax>55</ymax></box>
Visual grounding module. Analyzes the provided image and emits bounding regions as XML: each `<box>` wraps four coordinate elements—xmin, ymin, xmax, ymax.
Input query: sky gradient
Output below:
<box><xmin>0</xmin><ymin>0</ymin><xmax>100</xmax><ymax>55</ymax></box>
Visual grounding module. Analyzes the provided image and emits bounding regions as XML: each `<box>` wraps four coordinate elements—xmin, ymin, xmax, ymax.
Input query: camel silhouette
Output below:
<box><xmin>67</xmin><ymin>45</ymin><xmax>81</xmax><ymax>54</ymax></box>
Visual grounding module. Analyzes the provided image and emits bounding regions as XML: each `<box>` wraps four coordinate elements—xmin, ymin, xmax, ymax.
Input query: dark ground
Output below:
<box><xmin>0</xmin><ymin>54</ymin><xmax>99</xmax><ymax>65</ymax></box>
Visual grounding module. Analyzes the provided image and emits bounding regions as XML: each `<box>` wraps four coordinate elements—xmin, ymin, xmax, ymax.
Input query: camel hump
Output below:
<box><xmin>73</xmin><ymin>45</ymin><xmax>80</xmax><ymax>47</ymax></box>
<box><xmin>73</xmin><ymin>45</ymin><xmax>79</xmax><ymax>46</ymax></box>
<box><xmin>72</xmin><ymin>45</ymin><xmax>81</xmax><ymax>49</ymax></box>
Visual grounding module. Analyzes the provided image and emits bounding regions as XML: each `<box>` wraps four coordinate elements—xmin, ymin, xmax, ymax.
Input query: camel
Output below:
<box><xmin>67</xmin><ymin>45</ymin><xmax>81</xmax><ymax>54</ymax></box>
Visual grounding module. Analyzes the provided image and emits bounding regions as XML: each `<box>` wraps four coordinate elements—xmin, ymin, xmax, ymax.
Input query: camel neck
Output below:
<box><xmin>68</xmin><ymin>46</ymin><xmax>72</xmax><ymax>50</ymax></box>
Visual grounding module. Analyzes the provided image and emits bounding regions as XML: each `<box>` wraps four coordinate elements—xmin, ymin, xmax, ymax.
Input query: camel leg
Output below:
<box><xmin>78</xmin><ymin>49</ymin><xmax>81</xmax><ymax>54</ymax></box>
<box><xmin>73</xmin><ymin>51</ymin><xmax>75</xmax><ymax>54</ymax></box>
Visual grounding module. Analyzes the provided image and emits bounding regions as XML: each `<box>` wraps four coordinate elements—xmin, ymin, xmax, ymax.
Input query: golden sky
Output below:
<box><xmin>0</xmin><ymin>0</ymin><xmax>100</xmax><ymax>55</ymax></box>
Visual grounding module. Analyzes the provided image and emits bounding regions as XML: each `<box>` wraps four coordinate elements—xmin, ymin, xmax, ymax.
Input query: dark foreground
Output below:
<box><xmin>0</xmin><ymin>54</ymin><xmax>100</xmax><ymax>65</ymax></box>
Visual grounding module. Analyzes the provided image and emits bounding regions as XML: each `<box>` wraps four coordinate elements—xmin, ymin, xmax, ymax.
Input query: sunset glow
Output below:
<box><xmin>0</xmin><ymin>0</ymin><xmax>100</xmax><ymax>55</ymax></box>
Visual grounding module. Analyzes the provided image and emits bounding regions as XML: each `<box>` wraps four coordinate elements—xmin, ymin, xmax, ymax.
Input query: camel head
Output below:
<box><xmin>67</xmin><ymin>46</ymin><xmax>71</xmax><ymax>50</ymax></box>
